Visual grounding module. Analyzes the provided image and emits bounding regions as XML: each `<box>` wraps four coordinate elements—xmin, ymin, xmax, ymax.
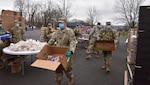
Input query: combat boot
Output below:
<box><xmin>106</xmin><ymin>64</ymin><xmax>110</xmax><ymax>73</ymax></box>
<box><xmin>68</xmin><ymin>75</ymin><xmax>74</xmax><ymax>85</ymax></box>
<box><xmin>86</xmin><ymin>54</ymin><xmax>91</xmax><ymax>59</ymax></box>
<box><xmin>56</xmin><ymin>80</ymin><xmax>61</xmax><ymax>85</ymax></box>
<box><xmin>95</xmin><ymin>54</ymin><xmax>99</xmax><ymax>58</ymax></box>
<box><xmin>101</xmin><ymin>64</ymin><xmax>106</xmax><ymax>70</ymax></box>
<box><xmin>95</xmin><ymin>51</ymin><xmax>99</xmax><ymax>58</ymax></box>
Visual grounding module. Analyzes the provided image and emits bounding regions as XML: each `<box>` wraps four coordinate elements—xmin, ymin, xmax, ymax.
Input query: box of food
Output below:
<box><xmin>31</xmin><ymin>45</ymin><xmax>72</xmax><ymax>71</ymax></box>
<box><xmin>96</xmin><ymin>40</ymin><xmax>116</xmax><ymax>51</ymax></box>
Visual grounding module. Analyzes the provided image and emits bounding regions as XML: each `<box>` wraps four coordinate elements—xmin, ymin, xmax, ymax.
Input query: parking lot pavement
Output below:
<box><xmin>0</xmin><ymin>29</ymin><xmax>128</xmax><ymax>85</ymax></box>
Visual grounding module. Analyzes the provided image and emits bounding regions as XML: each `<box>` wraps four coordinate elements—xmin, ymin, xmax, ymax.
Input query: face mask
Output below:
<box><xmin>16</xmin><ymin>23</ymin><xmax>19</xmax><ymax>27</ymax></box>
<box><xmin>59</xmin><ymin>23</ymin><xmax>65</xmax><ymax>29</ymax></box>
<box><xmin>106</xmin><ymin>25</ymin><xmax>111</xmax><ymax>29</ymax></box>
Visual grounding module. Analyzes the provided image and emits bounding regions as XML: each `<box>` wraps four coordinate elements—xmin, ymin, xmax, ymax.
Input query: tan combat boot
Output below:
<box><xmin>68</xmin><ymin>75</ymin><xmax>74</xmax><ymax>85</ymax></box>
<box><xmin>95</xmin><ymin>51</ymin><xmax>99</xmax><ymax>58</ymax></box>
<box><xmin>106</xmin><ymin>64</ymin><xmax>110</xmax><ymax>73</ymax></box>
<box><xmin>101</xmin><ymin>64</ymin><xmax>106</xmax><ymax>70</ymax></box>
<box><xmin>86</xmin><ymin>54</ymin><xmax>91</xmax><ymax>59</ymax></box>
<box><xmin>56</xmin><ymin>80</ymin><xmax>61</xmax><ymax>85</ymax></box>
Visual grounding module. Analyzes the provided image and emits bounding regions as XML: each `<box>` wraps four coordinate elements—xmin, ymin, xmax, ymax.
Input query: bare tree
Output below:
<box><xmin>39</xmin><ymin>1</ymin><xmax>60</xmax><ymax>26</ymax></box>
<box><xmin>14</xmin><ymin>0</ymin><xmax>26</xmax><ymax>16</ymax></box>
<box><xmin>114</xmin><ymin>0</ymin><xmax>145</xmax><ymax>28</ymax></box>
<box><xmin>57</xmin><ymin>0</ymin><xmax>73</xmax><ymax>20</ymax></box>
<box><xmin>86</xmin><ymin>6</ymin><xmax>101</xmax><ymax>26</ymax></box>
<box><xmin>14</xmin><ymin>0</ymin><xmax>72</xmax><ymax>27</ymax></box>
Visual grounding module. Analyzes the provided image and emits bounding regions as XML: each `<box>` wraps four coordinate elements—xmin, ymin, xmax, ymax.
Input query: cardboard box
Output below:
<box><xmin>96</xmin><ymin>40</ymin><xmax>116</xmax><ymax>51</ymax></box>
<box><xmin>9</xmin><ymin>58</ymin><xmax>22</xmax><ymax>73</ymax></box>
<box><xmin>31</xmin><ymin>45</ymin><xmax>72</xmax><ymax>71</ymax></box>
<box><xmin>0</xmin><ymin>10</ymin><xmax>25</xmax><ymax>31</ymax></box>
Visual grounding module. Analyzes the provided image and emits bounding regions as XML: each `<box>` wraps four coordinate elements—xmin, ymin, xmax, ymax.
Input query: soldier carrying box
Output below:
<box><xmin>97</xmin><ymin>22</ymin><xmax>117</xmax><ymax>73</ymax></box>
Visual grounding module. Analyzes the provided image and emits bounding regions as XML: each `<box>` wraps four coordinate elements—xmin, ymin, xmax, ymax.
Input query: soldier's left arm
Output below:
<box><xmin>69</xmin><ymin>30</ymin><xmax>77</xmax><ymax>53</ymax></box>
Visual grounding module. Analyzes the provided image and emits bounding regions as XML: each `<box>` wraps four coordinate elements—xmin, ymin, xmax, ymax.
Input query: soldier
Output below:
<box><xmin>97</xmin><ymin>22</ymin><xmax>117</xmax><ymax>72</ymax></box>
<box><xmin>74</xmin><ymin>24</ymin><xmax>81</xmax><ymax>49</ymax></box>
<box><xmin>10</xmin><ymin>20</ymin><xmax>25</xmax><ymax>44</ymax></box>
<box><xmin>74</xmin><ymin>24</ymin><xmax>81</xmax><ymax>38</ymax></box>
<box><xmin>44</xmin><ymin>23</ymin><xmax>53</xmax><ymax>42</ymax></box>
<box><xmin>85</xmin><ymin>22</ymin><xmax>102</xmax><ymax>59</ymax></box>
<box><xmin>47</xmin><ymin>18</ymin><xmax>76</xmax><ymax>85</ymax></box>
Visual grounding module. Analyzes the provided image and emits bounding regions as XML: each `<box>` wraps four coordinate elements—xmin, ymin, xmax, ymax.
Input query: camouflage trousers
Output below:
<box><xmin>0</xmin><ymin>40</ymin><xmax>4</xmax><ymax>56</ymax></box>
<box><xmin>55</xmin><ymin>66</ymin><xmax>73</xmax><ymax>81</ymax></box>
<box><xmin>102</xmin><ymin>51</ymin><xmax>112</xmax><ymax>65</ymax></box>
<box><xmin>86</xmin><ymin>36</ymin><xmax>98</xmax><ymax>54</ymax></box>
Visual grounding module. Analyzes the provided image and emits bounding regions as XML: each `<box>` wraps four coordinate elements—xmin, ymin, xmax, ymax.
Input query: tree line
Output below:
<box><xmin>14</xmin><ymin>0</ymin><xmax>145</xmax><ymax>28</ymax></box>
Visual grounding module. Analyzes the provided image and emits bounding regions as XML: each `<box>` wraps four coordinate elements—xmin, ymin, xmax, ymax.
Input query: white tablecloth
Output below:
<box><xmin>3</xmin><ymin>47</ymin><xmax>40</xmax><ymax>55</ymax></box>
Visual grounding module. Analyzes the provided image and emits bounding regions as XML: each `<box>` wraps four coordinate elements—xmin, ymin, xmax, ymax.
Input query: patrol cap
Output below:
<box><xmin>58</xmin><ymin>18</ymin><xmax>67</xmax><ymax>23</ymax></box>
<box><xmin>106</xmin><ymin>22</ymin><xmax>111</xmax><ymax>25</ymax></box>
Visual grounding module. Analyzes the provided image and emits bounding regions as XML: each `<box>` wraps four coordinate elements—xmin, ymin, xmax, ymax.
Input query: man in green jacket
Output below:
<box><xmin>48</xmin><ymin>18</ymin><xmax>76</xmax><ymax>85</ymax></box>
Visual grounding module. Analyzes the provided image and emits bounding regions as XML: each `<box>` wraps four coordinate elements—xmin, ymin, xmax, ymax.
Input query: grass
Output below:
<box><xmin>119</xmin><ymin>31</ymin><xmax>128</xmax><ymax>36</ymax></box>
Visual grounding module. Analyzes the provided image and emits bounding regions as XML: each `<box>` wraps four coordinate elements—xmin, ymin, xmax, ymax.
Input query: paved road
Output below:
<box><xmin>0</xmin><ymin>29</ymin><xmax>128</xmax><ymax>85</ymax></box>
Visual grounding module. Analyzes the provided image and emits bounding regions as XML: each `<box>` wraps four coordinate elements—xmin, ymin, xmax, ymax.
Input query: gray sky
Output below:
<box><xmin>0</xmin><ymin>0</ymin><xmax>150</xmax><ymax>25</ymax></box>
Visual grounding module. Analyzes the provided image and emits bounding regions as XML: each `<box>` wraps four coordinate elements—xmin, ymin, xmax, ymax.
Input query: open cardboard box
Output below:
<box><xmin>96</xmin><ymin>40</ymin><xmax>116</xmax><ymax>51</ymax></box>
<box><xmin>31</xmin><ymin>45</ymin><xmax>73</xmax><ymax>71</ymax></box>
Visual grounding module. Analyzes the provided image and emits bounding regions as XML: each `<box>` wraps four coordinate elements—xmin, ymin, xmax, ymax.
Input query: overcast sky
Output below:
<box><xmin>0</xmin><ymin>0</ymin><xmax>150</xmax><ymax>25</ymax></box>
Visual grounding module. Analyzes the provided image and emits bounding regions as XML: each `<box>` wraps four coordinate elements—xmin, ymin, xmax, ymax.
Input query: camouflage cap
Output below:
<box><xmin>58</xmin><ymin>18</ymin><xmax>67</xmax><ymax>23</ymax></box>
<box><xmin>106</xmin><ymin>22</ymin><xmax>111</xmax><ymax>25</ymax></box>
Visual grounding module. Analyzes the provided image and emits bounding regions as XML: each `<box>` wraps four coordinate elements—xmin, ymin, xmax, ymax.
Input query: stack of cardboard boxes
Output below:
<box><xmin>127</xmin><ymin>28</ymin><xmax>138</xmax><ymax>64</ymax></box>
<box><xmin>0</xmin><ymin>10</ymin><xmax>25</xmax><ymax>31</ymax></box>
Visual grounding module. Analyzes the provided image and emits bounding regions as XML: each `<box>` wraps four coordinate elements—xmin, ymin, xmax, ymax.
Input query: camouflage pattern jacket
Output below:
<box><xmin>89</xmin><ymin>25</ymin><xmax>102</xmax><ymax>38</ymax></box>
<box><xmin>10</xmin><ymin>27</ymin><xmax>25</xmax><ymax>43</ymax></box>
<box><xmin>44</xmin><ymin>27</ymin><xmax>52</xmax><ymax>42</ymax></box>
<box><xmin>48</xmin><ymin>27</ymin><xmax>77</xmax><ymax>53</ymax></box>
<box><xmin>74</xmin><ymin>27</ymin><xmax>81</xmax><ymax>37</ymax></box>
<box><xmin>97</xmin><ymin>28</ymin><xmax>117</xmax><ymax>41</ymax></box>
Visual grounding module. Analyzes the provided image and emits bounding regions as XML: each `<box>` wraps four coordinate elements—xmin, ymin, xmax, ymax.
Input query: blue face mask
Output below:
<box><xmin>59</xmin><ymin>23</ymin><xmax>65</xmax><ymax>29</ymax></box>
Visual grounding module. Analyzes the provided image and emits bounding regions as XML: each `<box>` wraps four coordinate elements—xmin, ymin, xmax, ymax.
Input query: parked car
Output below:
<box><xmin>0</xmin><ymin>27</ymin><xmax>10</xmax><ymax>41</ymax></box>
<box><xmin>25</xmin><ymin>25</ymin><xmax>36</xmax><ymax>31</ymax></box>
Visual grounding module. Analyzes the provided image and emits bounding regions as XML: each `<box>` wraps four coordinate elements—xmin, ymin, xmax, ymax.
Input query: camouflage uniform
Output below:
<box><xmin>44</xmin><ymin>24</ymin><xmax>53</xmax><ymax>42</ymax></box>
<box><xmin>74</xmin><ymin>25</ymin><xmax>81</xmax><ymax>39</ymax></box>
<box><xmin>86</xmin><ymin>23</ymin><xmax>102</xmax><ymax>59</ymax></box>
<box><xmin>74</xmin><ymin>25</ymin><xmax>81</xmax><ymax>49</ymax></box>
<box><xmin>97</xmin><ymin>22</ymin><xmax>117</xmax><ymax>72</ymax></box>
<box><xmin>48</xmin><ymin>27</ymin><xmax>76</xmax><ymax>85</ymax></box>
<box><xmin>10</xmin><ymin>24</ymin><xmax>25</xmax><ymax>44</ymax></box>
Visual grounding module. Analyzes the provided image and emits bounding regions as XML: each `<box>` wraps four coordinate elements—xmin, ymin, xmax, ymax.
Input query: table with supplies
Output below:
<box><xmin>3</xmin><ymin>47</ymin><xmax>40</xmax><ymax>75</ymax></box>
